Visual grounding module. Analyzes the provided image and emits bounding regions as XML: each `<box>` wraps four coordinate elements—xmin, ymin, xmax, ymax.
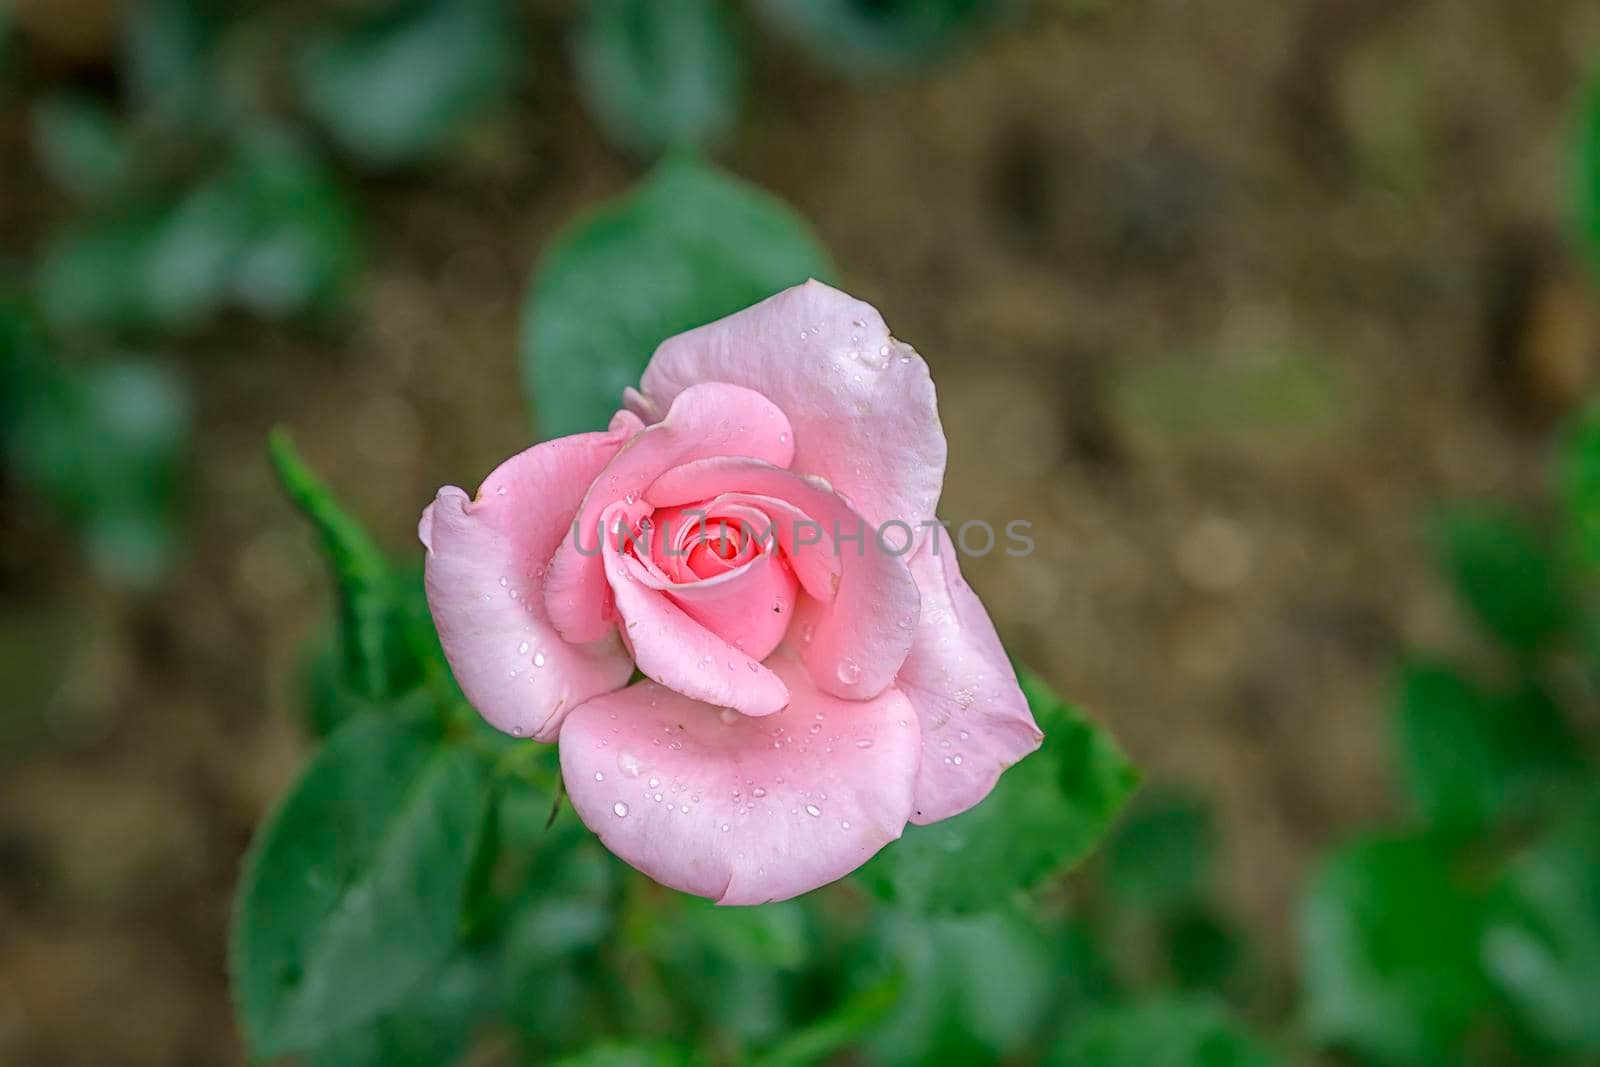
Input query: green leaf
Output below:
<box><xmin>572</xmin><ymin>0</ymin><xmax>741</xmax><ymax>154</ymax></box>
<box><xmin>1428</xmin><ymin>504</ymin><xmax>1567</xmax><ymax>653</ymax></box>
<box><xmin>1104</xmin><ymin>789</ymin><xmax>1215</xmax><ymax>913</ymax></box>
<box><xmin>1048</xmin><ymin>996</ymin><xmax>1279</xmax><ymax>1067</ymax></box>
<box><xmin>1392</xmin><ymin>662</ymin><xmax>1585</xmax><ymax>831</ymax></box>
<box><xmin>857</xmin><ymin>670</ymin><xmax>1137</xmax><ymax>913</ymax></box>
<box><xmin>750</xmin><ymin>972</ymin><xmax>902</xmax><ymax>1067</ymax></box>
<box><xmin>1577</xmin><ymin>70</ymin><xmax>1600</xmax><ymax>273</ymax></box>
<box><xmin>1482</xmin><ymin>792</ymin><xmax>1600</xmax><ymax>1050</ymax></box>
<box><xmin>31</xmin><ymin>93</ymin><xmax>132</xmax><ymax>200</ymax></box>
<box><xmin>1298</xmin><ymin>832</ymin><xmax>1497</xmax><ymax>1063</ymax></box>
<box><xmin>34</xmin><ymin>130</ymin><xmax>357</xmax><ymax>333</ymax></box>
<box><xmin>307</xmin><ymin>953</ymin><xmax>489</xmax><ymax>1067</ymax></box>
<box><xmin>121</xmin><ymin>0</ymin><xmax>225</xmax><ymax>126</ymax></box>
<box><xmin>550</xmin><ymin>1043</ymin><xmax>698</xmax><ymax>1067</ymax></box>
<box><xmin>756</xmin><ymin>0</ymin><xmax>1016</xmax><ymax>73</ymax></box>
<box><xmin>1559</xmin><ymin>398</ymin><xmax>1600</xmax><ymax>569</ymax></box>
<box><xmin>230</xmin><ymin>714</ymin><xmax>489</xmax><ymax>1056</ymax></box>
<box><xmin>1165</xmin><ymin>909</ymin><xmax>1246</xmax><ymax>994</ymax></box>
<box><xmin>862</xmin><ymin>908</ymin><xmax>1054</xmax><ymax>1065</ymax></box>
<box><xmin>297</xmin><ymin>0</ymin><xmax>514</xmax><ymax>168</ymax></box>
<box><xmin>521</xmin><ymin>155</ymin><xmax>833</xmax><ymax>438</ymax></box>
<box><xmin>5</xmin><ymin>353</ymin><xmax>190</xmax><ymax>586</ymax></box>
<box><xmin>270</xmin><ymin>430</ymin><xmax>432</xmax><ymax>702</ymax></box>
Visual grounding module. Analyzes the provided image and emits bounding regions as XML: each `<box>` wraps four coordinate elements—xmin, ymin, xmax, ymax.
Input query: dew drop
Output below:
<box><xmin>836</xmin><ymin>658</ymin><xmax>862</xmax><ymax>685</ymax></box>
<box><xmin>648</xmin><ymin>777</ymin><xmax>660</xmax><ymax>788</ymax></box>
<box><xmin>854</xmin><ymin>739</ymin><xmax>874</xmax><ymax>749</ymax></box>
<box><xmin>721</xmin><ymin>823</ymin><xmax>731</xmax><ymax>832</ymax></box>
<box><xmin>805</xmin><ymin>804</ymin><xmax>822</xmax><ymax>817</ymax></box>
<box><xmin>498</xmin><ymin>576</ymin><xmax>509</xmax><ymax>588</ymax></box>
<box><xmin>496</xmin><ymin>486</ymin><xmax>507</xmax><ymax>496</ymax></box>
<box><xmin>593</xmin><ymin>771</ymin><xmax>605</xmax><ymax>782</ymax></box>
<box><xmin>612</xmin><ymin>802</ymin><xmax>629</xmax><ymax>818</ymax></box>
<box><xmin>533</xmin><ymin>650</ymin><xmax>546</xmax><ymax>667</ymax></box>
<box><xmin>959</xmin><ymin>730</ymin><xmax>970</xmax><ymax>741</ymax></box>
<box><xmin>654</xmin><ymin>793</ymin><xmax>663</xmax><ymax>802</ymax></box>
<box><xmin>953</xmin><ymin>755</ymin><xmax>964</xmax><ymax>765</ymax></box>
<box><xmin>752</xmin><ymin>787</ymin><xmax>767</xmax><ymax>798</ymax></box>
<box><xmin>511</xmin><ymin>725</ymin><xmax>524</xmax><ymax>737</ymax></box>
<box><xmin>841</xmin><ymin>820</ymin><xmax>851</xmax><ymax>829</ymax></box>
<box><xmin>617</xmin><ymin>750</ymin><xmax>642</xmax><ymax>777</ymax></box>
<box><xmin>698</xmin><ymin>655</ymin><xmax>712</xmax><ymax>669</ymax></box>
<box><xmin>719</xmin><ymin>707</ymin><xmax>740</xmax><ymax>725</ymax></box>
<box><xmin>516</xmin><ymin>640</ymin><xmax>529</xmax><ymax>655</ymax></box>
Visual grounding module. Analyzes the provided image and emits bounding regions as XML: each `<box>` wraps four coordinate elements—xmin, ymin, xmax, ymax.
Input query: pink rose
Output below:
<box><xmin>419</xmin><ymin>281</ymin><xmax>1041</xmax><ymax>903</ymax></box>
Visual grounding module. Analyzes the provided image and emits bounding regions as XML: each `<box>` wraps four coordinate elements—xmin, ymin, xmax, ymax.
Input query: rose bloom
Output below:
<box><xmin>420</xmin><ymin>281</ymin><xmax>1041</xmax><ymax>903</ymax></box>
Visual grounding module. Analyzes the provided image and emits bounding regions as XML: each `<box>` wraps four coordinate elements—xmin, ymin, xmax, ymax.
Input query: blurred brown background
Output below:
<box><xmin>3</xmin><ymin>0</ymin><xmax>1600</xmax><ymax>1062</ymax></box>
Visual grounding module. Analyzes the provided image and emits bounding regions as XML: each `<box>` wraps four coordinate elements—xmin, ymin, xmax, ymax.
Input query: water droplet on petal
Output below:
<box><xmin>498</xmin><ymin>576</ymin><xmax>509</xmax><ymax>587</ymax></box>
<box><xmin>854</xmin><ymin>739</ymin><xmax>873</xmax><ymax>749</ymax></box>
<box><xmin>805</xmin><ymin>804</ymin><xmax>822</xmax><ymax>817</ymax></box>
<box><xmin>648</xmin><ymin>777</ymin><xmax>660</xmax><ymax>788</ymax></box>
<box><xmin>617</xmin><ymin>750</ymin><xmax>642</xmax><ymax>777</ymax></box>
<box><xmin>719</xmin><ymin>707</ymin><xmax>740</xmax><ymax>725</ymax></box>
<box><xmin>752</xmin><ymin>787</ymin><xmax>767</xmax><ymax>798</ymax></box>
<box><xmin>593</xmin><ymin>771</ymin><xmax>605</xmax><ymax>781</ymax></box>
<box><xmin>533</xmin><ymin>650</ymin><xmax>546</xmax><ymax>667</ymax></box>
<box><xmin>511</xmin><ymin>725</ymin><xmax>524</xmax><ymax>737</ymax></box>
<box><xmin>517</xmin><ymin>641</ymin><xmax>529</xmax><ymax>655</ymax></box>
<box><xmin>836</xmin><ymin>658</ymin><xmax>862</xmax><ymax>685</ymax></box>
<box><xmin>613</xmin><ymin>802</ymin><xmax>629</xmax><ymax>817</ymax></box>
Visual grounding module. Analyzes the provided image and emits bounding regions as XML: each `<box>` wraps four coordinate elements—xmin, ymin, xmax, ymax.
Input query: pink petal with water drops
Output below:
<box><xmin>896</xmin><ymin>529</ymin><xmax>1042</xmax><ymax>824</ymax></box>
<box><xmin>638</xmin><ymin>280</ymin><xmax>946</xmax><ymax>541</ymax></box>
<box><xmin>419</xmin><ymin>427</ymin><xmax>637</xmax><ymax>741</ymax></box>
<box><xmin>557</xmin><ymin>652</ymin><xmax>921</xmax><ymax>904</ymax></box>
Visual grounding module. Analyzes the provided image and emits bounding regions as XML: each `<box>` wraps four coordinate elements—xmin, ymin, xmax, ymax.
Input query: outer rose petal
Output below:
<box><xmin>419</xmin><ymin>426</ymin><xmax>637</xmax><ymax>741</ymax></box>
<box><xmin>647</xmin><ymin>456</ymin><xmax>920</xmax><ymax>702</ymax></box>
<box><xmin>558</xmin><ymin>653</ymin><xmax>921</xmax><ymax>904</ymax></box>
<box><xmin>545</xmin><ymin>382</ymin><xmax>796</xmax><ymax>645</ymax></box>
<box><xmin>897</xmin><ymin>530</ymin><xmax>1043</xmax><ymax>824</ymax></box>
<box><xmin>638</xmin><ymin>280</ymin><xmax>947</xmax><ymax>541</ymax></box>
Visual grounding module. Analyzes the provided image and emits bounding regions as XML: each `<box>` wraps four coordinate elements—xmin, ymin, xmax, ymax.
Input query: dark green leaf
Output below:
<box><xmin>31</xmin><ymin>93</ymin><xmax>131</xmax><ymax>200</ymax></box>
<box><xmin>5</xmin><ymin>354</ymin><xmax>189</xmax><ymax>586</ymax></box>
<box><xmin>550</xmin><ymin>1043</ymin><xmax>698</xmax><ymax>1067</ymax></box>
<box><xmin>1578</xmin><ymin>70</ymin><xmax>1600</xmax><ymax>272</ymax></box>
<box><xmin>1298</xmin><ymin>832</ymin><xmax>1497</xmax><ymax>1063</ymax></box>
<box><xmin>307</xmin><ymin>953</ymin><xmax>489</xmax><ymax>1067</ymax></box>
<box><xmin>298</xmin><ymin>0</ymin><xmax>514</xmax><ymax>168</ymax></box>
<box><xmin>1392</xmin><ymin>662</ymin><xmax>1584</xmax><ymax>831</ymax></box>
<box><xmin>862</xmin><ymin>908</ymin><xmax>1053</xmax><ymax>1065</ymax></box>
<box><xmin>230</xmin><ymin>714</ymin><xmax>488</xmax><ymax>1056</ymax></box>
<box><xmin>1104</xmin><ymin>789</ymin><xmax>1215</xmax><ymax>913</ymax></box>
<box><xmin>270</xmin><ymin>430</ymin><xmax>432</xmax><ymax>702</ymax></box>
<box><xmin>1166</xmin><ymin>909</ymin><xmax>1246</xmax><ymax>994</ymax></box>
<box><xmin>1428</xmin><ymin>504</ymin><xmax>1567</xmax><ymax>653</ymax></box>
<box><xmin>572</xmin><ymin>0</ymin><xmax>741</xmax><ymax>154</ymax></box>
<box><xmin>122</xmin><ymin>0</ymin><xmax>224</xmax><ymax>126</ymax></box>
<box><xmin>858</xmin><ymin>670</ymin><xmax>1137</xmax><ymax>913</ymax></box>
<box><xmin>750</xmin><ymin>972</ymin><xmax>902</xmax><ymax>1067</ymax></box>
<box><xmin>1483</xmin><ymin>792</ymin><xmax>1600</xmax><ymax>1050</ymax></box>
<box><xmin>1048</xmin><ymin>996</ymin><xmax>1278</xmax><ymax>1067</ymax></box>
<box><xmin>521</xmin><ymin>155</ymin><xmax>833</xmax><ymax>438</ymax></box>
<box><xmin>756</xmin><ymin>0</ymin><xmax>1016</xmax><ymax>73</ymax></box>
<box><xmin>1559</xmin><ymin>398</ymin><xmax>1600</xmax><ymax>569</ymax></box>
<box><xmin>35</xmin><ymin>130</ymin><xmax>357</xmax><ymax>332</ymax></box>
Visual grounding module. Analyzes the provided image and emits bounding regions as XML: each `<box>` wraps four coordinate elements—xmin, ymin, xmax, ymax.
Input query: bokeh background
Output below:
<box><xmin>4</xmin><ymin>1</ymin><xmax>1600</xmax><ymax>1064</ymax></box>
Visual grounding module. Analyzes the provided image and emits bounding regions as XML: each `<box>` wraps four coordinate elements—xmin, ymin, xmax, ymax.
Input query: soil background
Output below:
<box><xmin>4</xmin><ymin>0</ymin><xmax>1600</xmax><ymax>1062</ymax></box>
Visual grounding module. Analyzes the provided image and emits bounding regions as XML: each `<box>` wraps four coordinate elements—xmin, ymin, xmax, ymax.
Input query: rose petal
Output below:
<box><xmin>647</xmin><ymin>456</ymin><xmax>919</xmax><ymax>701</ymax></box>
<box><xmin>603</xmin><ymin>504</ymin><xmax>790</xmax><ymax>716</ymax></box>
<box><xmin>897</xmin><ymin>529</ymin><xmax>1043</xmax><ymax>824</ymax></box>
<box><xmin>638</xmin><ymin>280</ymin><xmax>946</xmax><ymax>540</ymax></box>
<box><xmin>545</xmin><ymin>382</ymin><xmax>796</xmax><ymax>644</ymax></box>
<box><xmin>558</xmin><ymin>653</ymin><xmax>921</xmax><ymax>904</ymax></box>
<box><xmin>420</xmin><ymin>430</ymin><xmax>636</xmax><ymax>741</ymax></box>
